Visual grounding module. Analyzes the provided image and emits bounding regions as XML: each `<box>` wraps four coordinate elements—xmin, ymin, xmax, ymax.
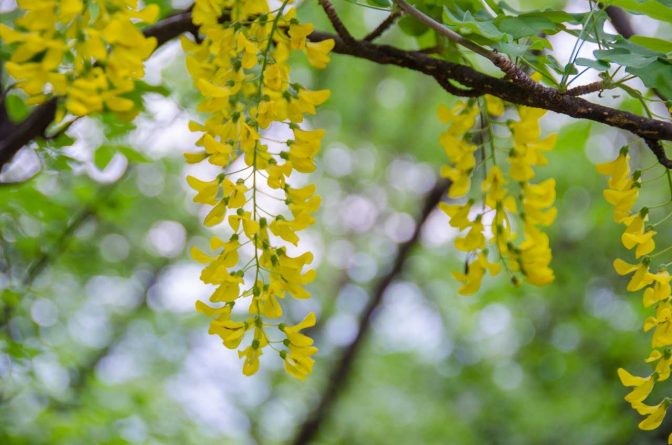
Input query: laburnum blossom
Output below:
<box><xmin>621</xmin><ymin>210</ymin><xmax>656</xmax><ymax>259</ymax></box>
<box><xmin>0</xmin><ymin>0</ymin><xmax>158</xmax><ymax>116</ymax></box>
<box><xmin>438</xmin><ymin>99</ymin><xmax>557</xmax><ymax>296</ymax></box>
<box><xmin>452</xmin><ymin>252</ymin><xmax>501</xmax><ymax>295</ymax></box>
<box><xmin>602</xmin><ymin>147</ymin><xmax>672</xmax><ymax>439</ymax></box>
<box><xmin>597</xmin><ymin>148</ymin><xmax>640</xmax><ymax>223</ymax></box>
<box><xmin>280</xmin><ymin>312</ymin><xmax>318</xmax><ymax>380</ymax></box>
<box><xmin>185</xmin><ymin>0</ymin><xmax>332</xmax><ymax>378</ymax></box>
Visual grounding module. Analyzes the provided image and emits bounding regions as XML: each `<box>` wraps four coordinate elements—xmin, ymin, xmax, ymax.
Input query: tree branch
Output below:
<box><xmin>307</xmin><ymin>31</ymin><xmax>672</xmax><ymax>143</ymax></box>
<box><xmin>363</xmin><ymin>10</ymin><xmax>401</xmax><ymax>42</ymax></box>
<box><xmin>606</xmin><ymin>6</ymin><xmax>635</xmax><ymax>38</ymax></box>
<box><xmin>3</xmin><ymin>7</ymin><xmax>672</xmax><ymax>170</ymax></box>
<box><xmin>290</xmin><ymin>180</ymin><xmax>449</xmax><ymax>445</ymax></box>
<box><xmin>317</xmin><ymin>0</ymin><xmax>357</xmax><ymax>47</ymax></box>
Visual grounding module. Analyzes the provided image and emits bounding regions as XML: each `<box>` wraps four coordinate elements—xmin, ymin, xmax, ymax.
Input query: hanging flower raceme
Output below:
<box><xmin>600</xmin><ymin>147</ymin><xmax>672</xmax><ymax>442</ymax></box>
<box><xmin>0</xmin><ymin>0</ymin><xmax>158</xmax><ymax>117</ymax></box>
<box><xmin>438</xmin><ymin>97</ymin><xmax>557</xmax><ymax>295</ymax></box>
<box><xmin>184</xmin><ymin>0</ymin><xmax>333</xmax><ymax>378</ymax></box>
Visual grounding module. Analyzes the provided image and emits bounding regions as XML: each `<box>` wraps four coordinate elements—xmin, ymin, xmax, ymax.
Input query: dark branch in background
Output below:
<box><xmin>23</xmin><ymin>207</ymin><xmax>93</xmax><ymax>285</ymax></box>
<box><xmin>0</xmin><ymin>98</ymin><xmax>57</xmax><ymax>169</ymax></box>
<box><xmin>606</xmin><ymin>5</ymin><xmax>671</xmax><ymax>111</ymax></box>
<box><xmin>606</xmin><ymin>6</ymin><xmax>635</xmax><ymax>38</ymax></box>
<box><xmin>0</xmin><ymin>203</ymin><xmax>92</xmax><ymax>335</ymax></box>
<box><xmin>2</xmin><ymin>5</ymin><xmax>672</xmax><ymax>171</ymax></box>
<box><xmin>54</xmin><ymin>265</ymin><xmax>166</xmax><ymax>410</ymax></box>
<box><xmin>0</xmin><ymin>175</ymin><xmax>127</xmax><ymax>335</ymax></box>
<box><xmin>144</xmin><ymin>10</ymin><xmax>197</xmax><ymax>46</ymax></box>
<box><xmin>290</xmin><ymin>180</ymin><xmax>449</xmax><ymax>445</ymax></box>
<box><xmin>364</xmin><ymin>10</ymin><xmax>402</xmax><ymax>42</ymax></box>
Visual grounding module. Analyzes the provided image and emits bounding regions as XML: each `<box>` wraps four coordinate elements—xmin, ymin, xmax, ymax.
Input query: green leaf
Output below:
<box><xmin>627</xmin><ymin>58</ymin><xmax>672</xmax><ymax>98</ymax></box>
<box><xmin>593</xmin><ymin>48</ymin><xmax>657</xmax><ymax>68</ymax></box>
<box><xmin>604</xmin><ymin>0</ymin><xmax>672</xmax><ymax>23</ymax></box>
<box><xmin>5</xmin><ymin>94</ymin><xmax>29</xmax><ymax>123</ymax></box>
<box><xmin>495</xmin><ymin>39</ymin><xmax>530</xmax><ymax>58</ymax></box>
<box><xmin>118</xmin><ymin>146</ymin><xmax>149</xmax><ymax>163</ymax></box>
<box><xmin>442</xmin><ymin>7</ymin><xmax>504</xmax><ymax>43</ymax></box>
<box><xmin>496</xmin><ymin>13</ymin><xmax>565</xmax><ymax>39</ymax></box>
<box><xmin>629</xmin><ymin>35</ymin><xmax>672</xmax><ymax>54</ymax></box>
<box><xmin>398</xmin><ymin>15</ymin><xmax>429</xmax><ymax>36</ymax></box>
<box><xmin>366</xmin><ymin>0</ymin><xmax>391</xmax><ymax>6</ymax></box>
<box><xmin>575</xmin><ymin>57</ymin><xmax>611</xmax><ymax>71</ymax></box>
<box><xmin>94</xmin><ymin>145</ymin><xmax>117</xmax><ymax>170</ymax></box>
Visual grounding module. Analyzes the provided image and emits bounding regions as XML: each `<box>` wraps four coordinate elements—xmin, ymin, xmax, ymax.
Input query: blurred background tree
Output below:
<box><xmin>1</xmin><ymin>0</ymin><xmax>672</xmax><ymax>444</ymax></box>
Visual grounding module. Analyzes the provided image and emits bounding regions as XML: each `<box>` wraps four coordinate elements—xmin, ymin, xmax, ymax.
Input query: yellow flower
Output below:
<box><xmin>617</xmin><ymin>368</ymin><xmax>655</xmax><ymax>405</ymax></box>
<box><xmin>209</xmin><ymin>319</ymin><xmax>248</xmax><ymax>349</ymax></box>
<box><xmin>305</xmin><ymin>39</ymin><xmax>335</xmax><ymax>68</ymax></box>
<box><xmin>186</xmin><ymin>1</ymin><xmax>330</xmax><ymax>377</ymax></box>
<box><xmin>439</xmin><ymin>201</ymin><xmax>473</xmax><ymax>231</ymax></box>
<box><xmin>644</xmin><ymin>303</ymin><xmax>672</xmax><ymax>348</ymax></box>
<box><xmin>484</xmin><ymin>94</ymin><xmax>505</xmax><ymax>116</ymax></box>
<box><xmin>621</xmin><ymin>213</ymin><xmax>656</xmax><ymax>259</ymax></box>
<box><xmin>452</xmin><ymin>252</ymin><xmax>500</xmax><ymax>295</ymax></box>
<box><xmin>289</xmin><ymin>22</ymin><xmax>314</xmax><ymax>49</ymax></box>
<box><xmin>645</xmin><ymin>350</ymin><xmax>672</xmax><ymax>381</ymax></box>
<box><xmin>614</xmin><ymin>259</ymin><xmax>654</xmax><ymax>292</ymax></box>
<box><xmin>238</xmin><ymin>327</ymin><xmax>268</xmax><ymax>376</ymax></box>
<box><xmin>281</xmin><ymin>312</ymin><xmax>318</xmax><ymax>379</ymax></box>
<box><xmin>639</xmin><ymin>402</ymin><xmax>669</xmax><ymax>430</ymax></box>
<box><xmin>643</xmin><ymin>271</ymin><xmax>672</xmax><ymax>308</ymax></box>
<box><xmin>454</xmin><ymin>219</ymin><xmax>485</xmax><ymax>252</ymax></box>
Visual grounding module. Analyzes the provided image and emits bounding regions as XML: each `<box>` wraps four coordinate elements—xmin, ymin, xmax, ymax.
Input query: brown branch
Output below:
<box><xmin>290</xmin><ymin>180</ymin><xmax>449</xmax><ymax>445</ymax></box>
<box><xmin>565</xmin><ymin>81</ymin><xmax>604</xmax><ymax>97</ymax></box>
<box><xmin>0</xmin><ymin>98</ymin><xmax>57</xmax><ymax>170</ymax></box>
<box><xmin>364</xmin><ymin>10</ymin><xmax>401</xmax><ymax>42</ymax></box>
<box><xmin>3</xmin><ymin>8</ymin><xmax>672</xmax><ymax>169</ymax></box>
<box><xmin>393</xmin><ymin>0</ymin><xmax>539</xmax><ymax>92</ymax></box>
<box><xmin>144</xmin><ymin>10</ymin><xmax>197</xmax><ymax>46</ymax></box>
<box><xmin>317</xmin><ymin>0</ymin><xmax>357</xmax><ymax>47</ymax></box>
<box><xmin>307</xmin><ymin>31</ymin><xmax>672</xmax><ymax>141</ymax></box>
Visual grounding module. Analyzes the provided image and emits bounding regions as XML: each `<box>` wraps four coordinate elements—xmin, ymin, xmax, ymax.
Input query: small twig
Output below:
<box><xmin>434</xmin><ymin>75</ymin><xmax>482</xmax><ymax>97</ymax></box>
<box><xmin>393</xmin><ymin>0</ymin><xmax>539</xmax><ymax>91</ymax></box>
<box><xmin>363</xmin><ymin>10</ymin><xmax>401</xmax><ymax>42</ymax></box>
<box><xmin>49</xmin><ymin>263</ymin><xmax>169</xmax><ymax>412</ymax></box>
<box><xmin>645</xmin><ymin>139</ymin><xmax>672</xmax><ymax>169</ymax></box>
<box><xmin>317</xmin><ymin>0</ymin><xmax>358</xmax><ymax>47</ymax></box>
<box><xmin>565</xmin><ymin>81</ymin><xmax>604</xmax><ymax>96</ymax></box>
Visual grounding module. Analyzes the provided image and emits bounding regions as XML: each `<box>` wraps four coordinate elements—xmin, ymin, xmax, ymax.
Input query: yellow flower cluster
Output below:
<box><xmin>438</xmin><ymin>97</ymin><xmax>557</xmax><ymax>295</ymax></box>
<box><xmin>184</xmin><ymin>0</ymin><xmax>333</xmax><ymax>379</ymax></box>
<box><xmin>600</xmin><ymin>149</ymin><xmax>672</xmax><ymax>439</ymax></box>
<box><xmin>0</xmin><ymin>0</ymin><xmax>158</xmax><ymax>117</ymax></box>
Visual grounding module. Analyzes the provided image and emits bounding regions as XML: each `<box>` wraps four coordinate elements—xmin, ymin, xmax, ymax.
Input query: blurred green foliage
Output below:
<box><xmin>1</xmin><ymin>1</ymin><xmax>672</xmax><ymax>444</ymax></box>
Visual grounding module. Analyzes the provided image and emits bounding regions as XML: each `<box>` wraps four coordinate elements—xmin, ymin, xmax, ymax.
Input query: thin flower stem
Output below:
<box><xmin>651</xmin><ymin>244</ymin><xmax>672</xmax><ymax>258</ymax></box>
<box><xmin>653</xmin><ymin>210</ymin><xmax>672</xmax><ymax>227</ymax></box>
